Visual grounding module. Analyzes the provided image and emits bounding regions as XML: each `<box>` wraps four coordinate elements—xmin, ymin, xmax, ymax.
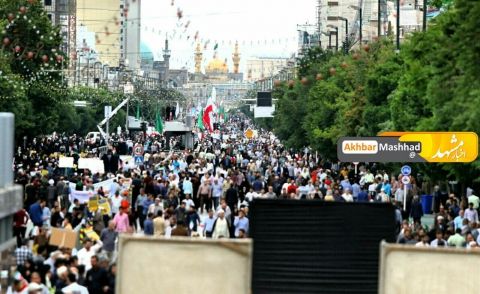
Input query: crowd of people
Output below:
<box><xmin>5</xmin><ymin>113</ymin><xmax>479</xmax><ymax>293</ymax></box>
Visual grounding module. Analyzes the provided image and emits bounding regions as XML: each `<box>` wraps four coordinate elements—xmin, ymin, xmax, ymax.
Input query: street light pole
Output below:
<box><xmin>360</xmin><ymin>8</ymin><xmax>363</xmax><ymax>44</ymax></box>
<box><xmin>339</xmin><ymin>17</ymin><xmax>349</xmax><ymax>53</ymax></box>
<box><xmin>328</xmin><ymin>32</ymin><xmax>332</xmax><ymax>50</ymax></box>
<box><xmin>335</xmin><ymin>27</ymin><xmax>339</xmax><ymax>51</ymax></box>
<box><xmin>396</xmin><ymin>0</ymin><xmax>400</xmax><ymax>50</ymax></box>
<box><xmin>423</xmin><ymin>0</ymin><xmax>427</xmax><ymax>31</ymax></box>
<box><xmin>378</xmin><ymin>0</ymin><xmax>381</xmax><ymax>37</ymax></box>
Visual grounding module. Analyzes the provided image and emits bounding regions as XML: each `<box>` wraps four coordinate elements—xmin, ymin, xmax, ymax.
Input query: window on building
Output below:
<box><xmin>44</xmin><ymin>0</ymin><xmax>52</xmax><ymax>6</ymax></box>
<box><xmin>47</xmin><ymin>14</ymin><xmax>52</xmax><ymax>21</ymax></box>
<box><xmin>120</xmin><ymin>4</ymin><xmax>124</xmax><ymax>8</ymax></box>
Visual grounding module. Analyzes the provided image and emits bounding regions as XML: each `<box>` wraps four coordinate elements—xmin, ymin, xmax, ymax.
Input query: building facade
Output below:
<box><xmin>76</xmin><ymin>0</ymin><xmax>122</xmax><ymax>67</ymax></box>
<box><xmin>245</xmin><ymin>57</ymin><xmax>289</xmax><ymax>82</ymax></box>
<box><xmin>121</xmin><ymin>0</ymin><xmax>141</xmax><ymax>72</ymax></box>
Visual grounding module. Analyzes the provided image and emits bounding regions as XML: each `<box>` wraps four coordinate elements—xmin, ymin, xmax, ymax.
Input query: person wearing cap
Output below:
<box><xmin>47</xmin><ymin>179</ymin><xmax>57</xmax><ymax>208</ymax></box>
<box><xmin>212</xmin><ymin>209</ymin><xmax>230</xmax><ymax>239</ymax></box>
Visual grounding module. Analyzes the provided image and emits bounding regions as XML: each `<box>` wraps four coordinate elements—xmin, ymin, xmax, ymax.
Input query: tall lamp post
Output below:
<box><xmin>349</xmin><ymin>5</ymin><xmax>363</xmax><ymax>45</ymax></box>
<box><xmin>338</xmin><ymin>17</ymin><xmax>349</xmax><ymax>52</ymax></box>
<box><xmin>396</xmin><ymin>0</ymin><xmax>400</xmax><ymax>50</ymax></box>
<box><xmin>322</xmin><ymin>31</ymin><xmax>332</xmax><ymax>50</ymax></box>
<box><xmin>423</xmin><ymin>0</ymin><xmax>427</xmax><ymax>31</ymax></box>
<box><xmin>327</xmin><ymin>25</ymin><xmax>339</xmax><ymax>51</ymax></box>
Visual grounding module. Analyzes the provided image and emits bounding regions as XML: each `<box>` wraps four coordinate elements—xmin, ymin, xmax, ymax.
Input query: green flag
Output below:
<box><xmin>197</xmin><ymin>108</ymin><xmax>204</xmax><ymax>130</ymax></box>
<box><xmin>136</xmin><ymin>101</ymin><xmax>140</xmax><ymax>119</ymax></box>
<box><xmin>213</xmin><ymin>43</ymin><xmax>218</xmax><ymax>50</ymax></box>
<box><xmin>155</xmin><ymin>109</ymin><xmax>163</xmax><ymax>133</ymax></box>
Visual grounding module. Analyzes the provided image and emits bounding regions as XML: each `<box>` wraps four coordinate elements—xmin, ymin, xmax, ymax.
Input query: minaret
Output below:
<box><xmin>163</xmin><ymin>39</ymin><xmax>171</xmax><ymax>70</ymax></box>
<box><xmin>194</xmin><ymin>43</ymin><xmax>202</xmax><ymax>74</ymax></box>
<box><xmin>232</xmin><ymin>41</ymin><xmax>240</xmax><ymax>74</ymax></box>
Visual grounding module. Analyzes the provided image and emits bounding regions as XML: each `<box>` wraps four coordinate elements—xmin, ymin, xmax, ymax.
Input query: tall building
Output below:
<box><xmin>317</xmin><ymin>0</ymin><xmax>358</xmax><ymax>51</ymax></box>
<box><xmin>42</xmin><ymin>0</ymin><xmax>76</xmax><ymax>71</ymax></box>
<box><xmin>121</xmin><ymin>0</ymin><xmax>141</xmax><ymax>72</ymax></box>
<box><xmin>245</xmin><ymin>57</ymin><xmax>289</xmax><ymax>82</ymax></box>
<box><xmin>76</xmin><ymin>0</ymin><xmax>121</xmax><ymax>67</ymax></box>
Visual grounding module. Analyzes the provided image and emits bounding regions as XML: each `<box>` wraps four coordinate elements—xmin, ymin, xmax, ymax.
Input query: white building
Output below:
<box><xmin>245</xmin><ymin>57</ymin><xmax>289</xmax><ymax>82</ymax></box>
<box><xmin>121</xmin><ymin>0</ymin><xmax>141</xmax><ymax>72</ymax></box>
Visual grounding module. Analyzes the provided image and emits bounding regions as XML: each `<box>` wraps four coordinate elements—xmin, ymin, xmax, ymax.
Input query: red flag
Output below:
<box><xmin>203</xmin><ymin>103</ymin><xmax>214</xmax><ymax>133</ymax></box>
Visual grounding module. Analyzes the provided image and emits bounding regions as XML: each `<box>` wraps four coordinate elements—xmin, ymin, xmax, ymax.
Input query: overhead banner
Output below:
<box><xmin>337</xmin><ymin>132</ymin><xmax>478</xmax><ymax>163</ymax></box>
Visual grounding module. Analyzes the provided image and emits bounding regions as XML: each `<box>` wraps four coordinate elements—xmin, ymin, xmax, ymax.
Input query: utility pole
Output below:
<box><xmin>378</xmin><ymin>0</ymin><xmax>382</xmax><ymax>38</ymax></box>
<box><xmin>423</xmin><ymin>0</ymin><xmax>427</xmax><ymax>31</ymax></box>
<box><xmin>396</xmin><ymin>0</ymin><xmax>400</xmax><ymax>50</ymax></box>
<box><xmin>360</xmin><ymin>8</ymin><xmax>363</xmax><ymax>44</ymax></box>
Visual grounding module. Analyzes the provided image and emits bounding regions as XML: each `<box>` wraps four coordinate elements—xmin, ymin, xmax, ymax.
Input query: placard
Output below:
<box><xmin>58</xmin><ymin>157</ymin><xmax>74</xmax><ymax>168</ymax></box>
<box><xmin>78</xmin><ymin>158</ymin><xmax>105</xmax><ymax>174</ymax></box>
<box><xmin>49</xmin><ymin>228</ymin><xmax>78</xmax><ymax>249</ymax></box>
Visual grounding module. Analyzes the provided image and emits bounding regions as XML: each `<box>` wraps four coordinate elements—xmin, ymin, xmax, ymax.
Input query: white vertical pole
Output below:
<box><xmin>403</xmin><ymin>184</ymin><xmax>407</xmax><ymax>211</ymax></box>
<box><xmin>0</xmin><ymin>113</ymin><xmax>14</xmax><ymax>188</ymax></box>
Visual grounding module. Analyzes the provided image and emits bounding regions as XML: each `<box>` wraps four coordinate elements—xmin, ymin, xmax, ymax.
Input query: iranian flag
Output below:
<box><xmin>202</xmin><ymin>88</ymin><xmax>216</xmax><ymax>133</ymax></box>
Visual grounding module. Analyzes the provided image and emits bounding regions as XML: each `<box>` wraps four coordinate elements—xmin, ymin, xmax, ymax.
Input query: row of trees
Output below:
<box><xmin>0</xmin><ymin>0</ymin><xmax>184</xmax><ymax>141</ymax></box>
<box><xmin>271</xmin><ymin>0</ymin><xmax>480</xmax><ymax>187</ymax></box>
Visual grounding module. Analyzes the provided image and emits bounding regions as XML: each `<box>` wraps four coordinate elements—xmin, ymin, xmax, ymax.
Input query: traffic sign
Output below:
<box><xmin>134</xmin><ymin>156</ymin><xmax>144</xmax><ymax>166</ymax></box>
<box><xmin>244</xmin><ymin>128</ymin><xmax>254</xmax><ymax>139</ymax></box>
<box><xmin>134</xmin><ymin>144</ymin><xmax>143</xmax><ymax>156</ymax></box>
<box><xmin>401</xmin><ymin>165</ymin><xmax>411</xmax><ymax>176</ymax></box>
<box><xmin>401</xmin><ymin>175</ymin><xmax>410</xmax><ymax>185</ymax></box>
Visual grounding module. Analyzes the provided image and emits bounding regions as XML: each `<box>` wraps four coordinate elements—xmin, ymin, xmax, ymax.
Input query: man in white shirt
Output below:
<box><xmin>341</xmin><ymin>189</ymin><xmax>354</xmax><ymax>202</ymax></box>
<box><xmin>110</xmin><ymin>191</ymin><xmax>122</xmax><ymax>216</ymax></box>
<box><xmin>61</xmin><ymin>273</ymin><xmax>89</xmax><ymax>294</ymax></box>
<box><xmin>76</xmin><ymin>239</ymin><xmax>102</xmax><ymax>272</ymax></box>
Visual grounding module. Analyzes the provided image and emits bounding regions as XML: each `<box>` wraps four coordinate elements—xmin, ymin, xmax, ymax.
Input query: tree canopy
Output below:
<box><xmin>270</xmin><ymin>0</ymin><xmax>480</xmax><ymax>185</ymax></box>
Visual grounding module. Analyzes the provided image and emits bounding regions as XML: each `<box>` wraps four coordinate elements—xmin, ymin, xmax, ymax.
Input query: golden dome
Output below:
<box><xmin>206</xmin><ymin>52</ymin><xmax>228</xmax><ymax>74</ymax></box>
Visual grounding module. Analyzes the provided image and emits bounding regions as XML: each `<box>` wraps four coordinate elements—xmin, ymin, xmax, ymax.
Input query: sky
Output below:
<box><xmin>141</xmin><ymin>0</ymin><xmax>317</xmax><ymax>73</ymax></box>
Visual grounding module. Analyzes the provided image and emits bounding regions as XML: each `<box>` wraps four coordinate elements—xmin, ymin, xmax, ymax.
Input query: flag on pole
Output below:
<box><xmin>197</xmin><ymin>108</ymin><xmax>204</xmax><ymax>130</ymax></box>
<box><xmin>155</xmin><ymin>108</ymin><xmax>163</xmax><ymax>133</ymax></box>
<box><xmin>203</xmin><ymin>88</ymin><xmax>216</xmax><ymax>133</ymax></box>
<box><xmin>213</xmin><ymin>43</ymin><xmax>219</xmax><ymax>50</ymax></box>
<box><xmin>175</xmin><ymin>101</ymin><xmax>180</xmax><ymax>118</ymax></box>
<box><xmin>136</xmin><ymin>101</ymin><xmax>140</xmax><ymax>119</ymax></box>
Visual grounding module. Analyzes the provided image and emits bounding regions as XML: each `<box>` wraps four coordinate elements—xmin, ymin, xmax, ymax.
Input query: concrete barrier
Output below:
<box><xmin>379</xmin><ymin>242</ymin><xmax>480</xmax><ymax>293</ymax></box>
<box><xmin>116</xmin><ymin>236</ymin><xmax>252</xmax><ymax>294</ymax></box>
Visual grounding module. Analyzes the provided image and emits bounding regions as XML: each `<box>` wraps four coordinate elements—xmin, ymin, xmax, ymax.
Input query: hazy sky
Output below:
<box><xmin>141</xmin><ymin>0</ymin><xmax>317</xmax><ymax>72</ymax></box>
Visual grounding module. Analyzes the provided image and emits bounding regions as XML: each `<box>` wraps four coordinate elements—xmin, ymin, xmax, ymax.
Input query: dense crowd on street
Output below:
<box><xmin>6</xmin><ymin>113</ymin><xmax>480</xmax><ymax>293</ymax></box>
